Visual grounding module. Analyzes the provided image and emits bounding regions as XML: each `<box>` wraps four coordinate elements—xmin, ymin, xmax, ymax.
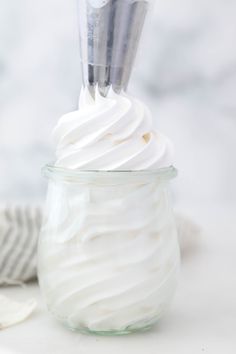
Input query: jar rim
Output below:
<box><xmin>43</xmin><ymin>164</ymin><xmax>177</xmax><ymax>183</ymax></box>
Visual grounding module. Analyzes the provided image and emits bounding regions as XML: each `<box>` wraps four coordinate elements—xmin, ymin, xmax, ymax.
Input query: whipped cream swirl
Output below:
<box><xmin>38</xmin><ymin>180</ymin><xmax>180</xmax><ymax>332</ymax></box>
<box><xmin>53</xmin><ymin>89</ymin><xmax>173</xmax><ymax>170</ymax></box>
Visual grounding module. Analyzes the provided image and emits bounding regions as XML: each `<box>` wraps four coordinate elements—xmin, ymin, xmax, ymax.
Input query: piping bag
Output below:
<box><xmin>77</xmin><ymin>0</ymin><xmax>151</xmax><ymax>96</ymax></box>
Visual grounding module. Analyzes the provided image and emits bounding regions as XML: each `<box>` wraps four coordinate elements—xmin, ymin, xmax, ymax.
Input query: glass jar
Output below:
<box><xmin>38</xmin><ymin>165</ymin><xmax>180</xmax><ymax>335</ymax></box>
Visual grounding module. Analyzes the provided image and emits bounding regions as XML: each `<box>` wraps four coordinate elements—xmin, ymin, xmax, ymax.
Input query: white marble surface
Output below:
<box><xmin>1</xmin><ymin>204</ymin><xmax>235</xmax><ymax>354</ymax></box>
<box><xmin>0</xmin><ymin>0</ymin><xmax>235</xmax><ymax>204</ymax></box>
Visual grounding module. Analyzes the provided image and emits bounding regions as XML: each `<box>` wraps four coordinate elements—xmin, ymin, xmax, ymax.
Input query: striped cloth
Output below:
<box><xmin>0</xmin><ymin>206</ymin><xmax>42</xmax><ymax>285</ymax></box>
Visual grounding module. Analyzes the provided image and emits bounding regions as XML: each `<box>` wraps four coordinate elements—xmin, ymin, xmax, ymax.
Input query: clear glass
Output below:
<box><xmin>38</xmin><ymin>165</ymin><xmax>180</xmax><ymax>335</ymax></box>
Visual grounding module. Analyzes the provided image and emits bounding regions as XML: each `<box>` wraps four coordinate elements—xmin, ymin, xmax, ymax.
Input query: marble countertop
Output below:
<box><xmin>0</xmin><ymin>204</ymin><xmax>235</xmax><ymax>354</ymax></box>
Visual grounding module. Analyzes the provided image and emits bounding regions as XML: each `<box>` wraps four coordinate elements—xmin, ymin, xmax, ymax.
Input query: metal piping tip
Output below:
<box><xmin>78</xmin><ymin>0</ymin><xmax>149</xmax><ymax>96</ymax></box>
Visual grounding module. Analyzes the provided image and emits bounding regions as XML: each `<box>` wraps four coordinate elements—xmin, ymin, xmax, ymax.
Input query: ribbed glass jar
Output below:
<box><xmin>38</xmin><ymin>165</ymin><xmax>180</xmax><ymax>335</ymax></box>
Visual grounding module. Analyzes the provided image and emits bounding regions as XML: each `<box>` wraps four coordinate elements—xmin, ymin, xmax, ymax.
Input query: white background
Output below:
<box><xmin>0</xmin><ymin>0</ymin><xmax>235</xmax><ymax>204</ymax></box>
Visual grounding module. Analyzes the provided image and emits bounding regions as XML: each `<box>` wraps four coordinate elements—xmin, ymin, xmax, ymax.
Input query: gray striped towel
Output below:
<box><xmin>0</xmin><ymin>205</ymin><xmax>42</xmax><ymax>286</ymax></box>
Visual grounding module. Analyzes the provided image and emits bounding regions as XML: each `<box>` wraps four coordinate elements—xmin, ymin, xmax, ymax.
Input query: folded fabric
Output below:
<box><xmin>0</xmin><ymin>206</ymin><xmax>42</xmax><ymax>286</ymax></box>
<box><xmin>0</xmin><ymin>294</ymin><xmax>37</xmax><ymax>329</ymax></box>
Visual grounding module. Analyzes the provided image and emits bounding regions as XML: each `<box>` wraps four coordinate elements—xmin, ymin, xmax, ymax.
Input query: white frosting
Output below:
<box><xmin>39</xmin><ymin>88</ymin><xmax>178</xmax><ymax>333</ymax></box>
<box><xmin>52</xmin><ymin>88</ymin><xmax>173</xmax><ymax>170</ymax></box>
<box><xmin>38</xmin><ymin>181</ymin><xmax>180</xmax><ymax>332</ymax></box>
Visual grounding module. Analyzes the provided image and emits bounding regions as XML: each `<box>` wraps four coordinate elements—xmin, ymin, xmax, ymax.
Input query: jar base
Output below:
<box><xmin>51</xmin><ymin>310</ymin><xmax>159</xmax><ymax>336</ymax></box>
<box><xmin>48</xmin><ymin>304</ymin><xmax>169</xmax><ymax>337</ymax></box>
<box><xmin>66</xmin><ymin>323</ymin><xmax>155</xmax><ymax>336</ymax></box>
